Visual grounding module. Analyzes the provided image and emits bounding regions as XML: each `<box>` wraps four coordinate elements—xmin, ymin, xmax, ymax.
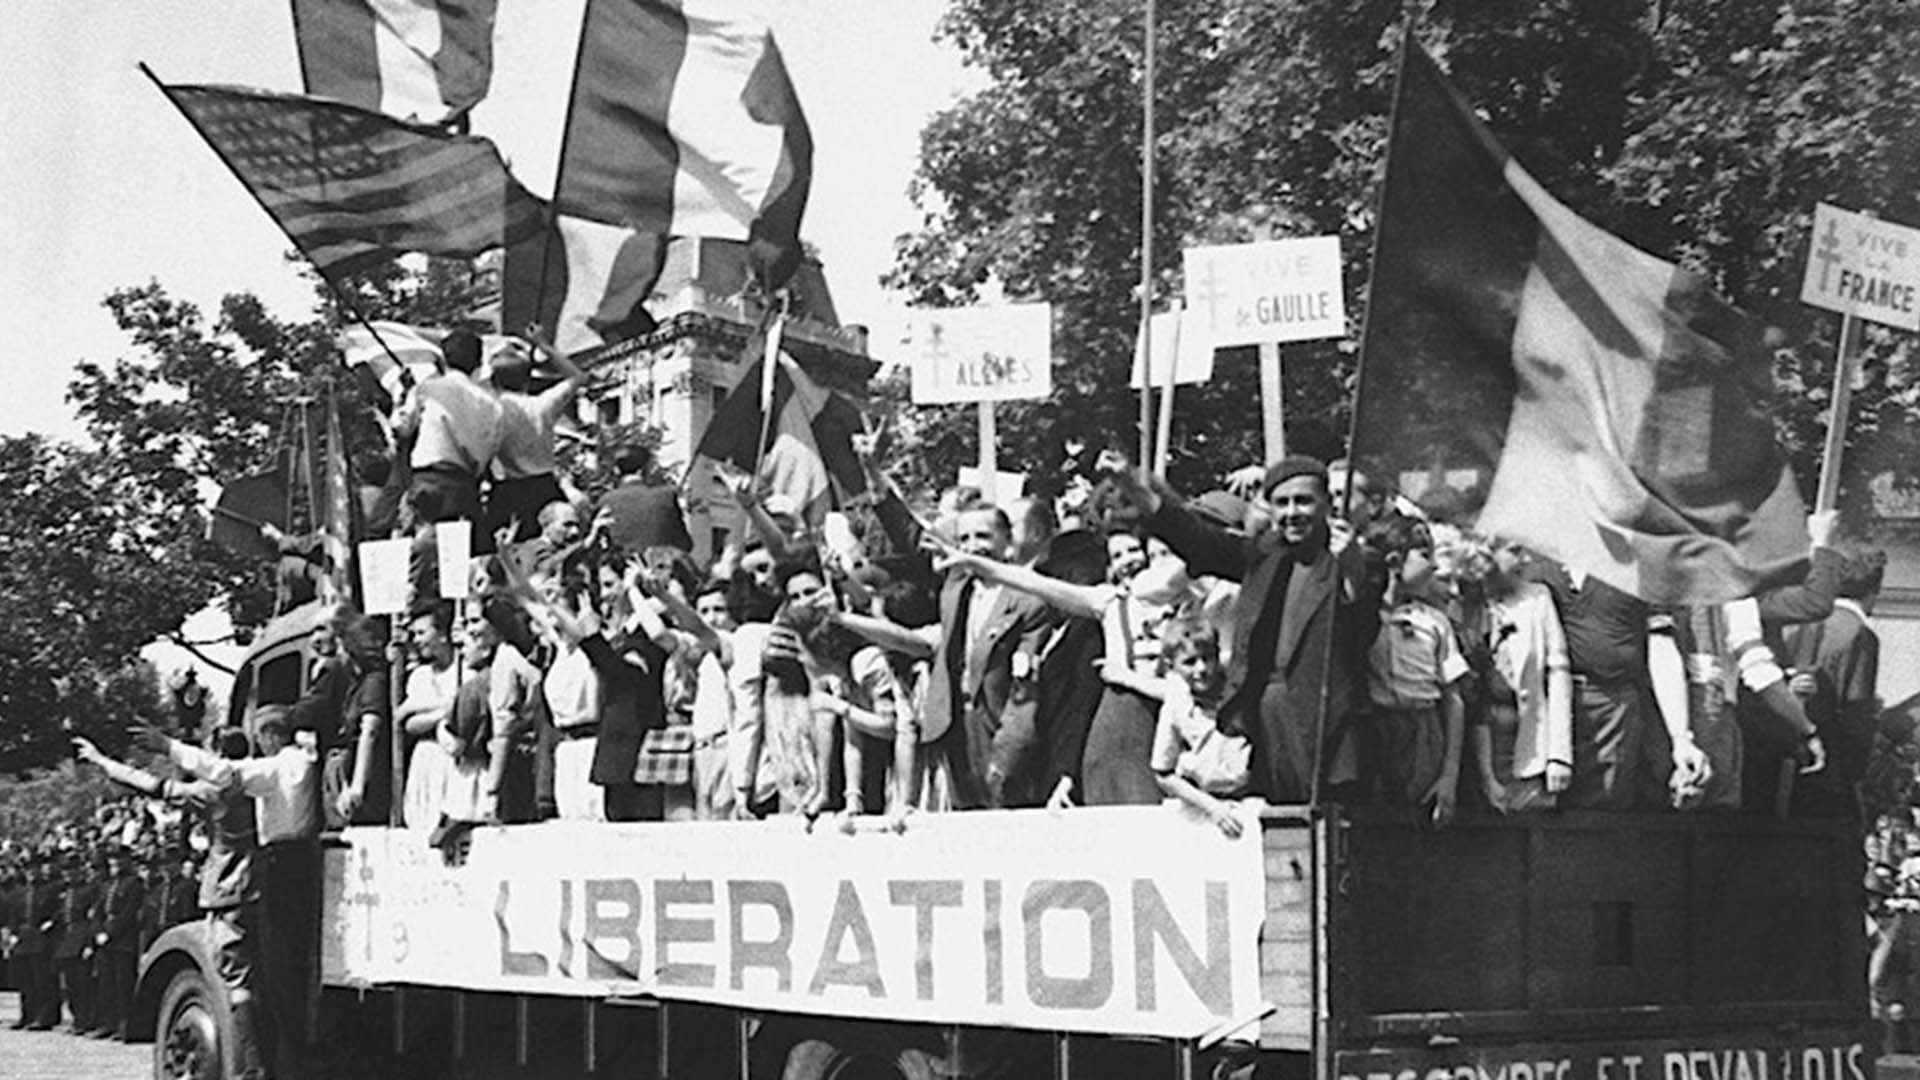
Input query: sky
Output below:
<box><xmin>0</xmin><ymin>0</ymin><xmax>979</xmax><ymax>689</ymax></box>
<box><xmin>0</xmin><ymin>0</ymin><xmax>979</xmax><ymax>443</ymax></box>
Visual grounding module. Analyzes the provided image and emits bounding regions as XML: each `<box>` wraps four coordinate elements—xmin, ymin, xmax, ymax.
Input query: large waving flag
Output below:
<box><xmin>693</xmin><ymin>352</ymin><xmax>865</xmax><ymax>525</ymax></box>
<box><xmin>291</xmin><ymin>0</ymin><xmax>500</xmax><ymax>123</ymax></box>
<box><xmin>155</xmin><ymin>81</ymin><xmax>545</xmax><ymax>281</ymax></box>
<box><xmin>502</xmin><ymin>0</ymin><xmax>814</xmax><ymax>354</ymax></box>
<box><xmin>1349</xmin><ymin>44</ymin><xmax>1808</xmax><ymax>606</ymax></box>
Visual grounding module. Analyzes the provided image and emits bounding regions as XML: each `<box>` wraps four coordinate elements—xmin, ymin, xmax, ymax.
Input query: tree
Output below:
<box><xmin>888</xmin><ymin>0</ymin><xmax>1920</xmax><ymax>524</ymax></box>
<box><xmin>0</xmin><ymin>257</ymin><xmax>499</xmax><ymax>775</ymax></box>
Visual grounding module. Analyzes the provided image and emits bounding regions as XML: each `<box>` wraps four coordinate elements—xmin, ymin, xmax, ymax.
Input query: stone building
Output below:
<box><xmin>565</xmin><ymin>237</ymin><xmax>875</xmax><ymax>565</ymax></box>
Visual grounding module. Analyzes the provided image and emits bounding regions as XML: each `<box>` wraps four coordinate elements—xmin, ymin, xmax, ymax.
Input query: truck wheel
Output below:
<box><xmin>781</xmin><ymin>1036</ymin><xmax>942</xmax><ymax>1080</ymax></box>
<box><xmin>153</xmin><ymin>967</ymin><xmax>224</xmax><ymax>1080</ymax></box>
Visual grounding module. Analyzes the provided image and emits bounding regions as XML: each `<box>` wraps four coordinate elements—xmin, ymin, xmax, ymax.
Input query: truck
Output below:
<box><xmin>127</xmin><ymin>599</ymin><xmax>1871</xmax><ymax>1080</ymax></box>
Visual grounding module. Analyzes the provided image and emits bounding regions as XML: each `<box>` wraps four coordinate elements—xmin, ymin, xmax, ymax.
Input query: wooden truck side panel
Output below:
<box><xmin>1320</xmin><ymin>810</ymin><xmax>1864</xmax><ymax>1047</ymax></box>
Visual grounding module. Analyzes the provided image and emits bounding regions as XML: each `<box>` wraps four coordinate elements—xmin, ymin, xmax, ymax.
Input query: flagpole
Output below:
<box><xmin>1137</xmin><ymin>0</ymin><xmax>1157</xmax><ymax>467</ymax></box>
<box><xmin>753</xmin><ymin>308</ymin><xmax>790</xmax><ymax>477</ymax></box>
<box><xmin>137</xmin><ymin>63</ymin><xmax>413</xmax><ymax>385</ymax></box>
<box><xmin>1153</xmin><ymin>304</ymin><xmax>1180</xmax><ymax>475</ymax></box>
<box><xmin>1308</xmin><ymin>27</ymin><xmax>1415</xmax><ymax>814</ymax></box>
<box><xmin>1815</xmin><ymin>311</ymin><xmax>1862</xmax><ymax>511</ymax></box>
<box><xmin>530</xmin><ymin>3</ymin><xmax>602</xmax><ymax>332</ymax></box>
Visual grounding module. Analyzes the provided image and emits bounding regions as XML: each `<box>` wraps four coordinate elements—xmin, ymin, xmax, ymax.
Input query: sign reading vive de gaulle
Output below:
<box><xmin>1801</xmin><ymin>202</ymin><xmax>1920</xmax><ymax>331</ymax></box>
<box><xmin>904</xmin><ymin>302</ymin><xmax>1054</xmax><ymax>405</ymax></box>
<box><xmin>1184</xmin><ymin>236</ymin><xmax>1346</xmax><ymax>348</ymax></box>
<box><xmin>322</xmin><ymin>807</ymin><xmax>1265</xmax><ymax>1040</ymax></box>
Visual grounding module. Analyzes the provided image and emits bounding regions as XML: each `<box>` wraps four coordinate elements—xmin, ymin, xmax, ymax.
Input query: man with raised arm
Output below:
<box><xmin>1106</xmin><ymin>451</ymin><xmax>1379</xmax><ymax>803</ymax></box>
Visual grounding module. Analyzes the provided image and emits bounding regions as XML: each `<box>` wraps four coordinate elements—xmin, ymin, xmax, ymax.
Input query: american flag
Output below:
<box><xmin>157</xmin><ymin>81</ymin><xmax>544</xmax><ymax>279</ymax></box>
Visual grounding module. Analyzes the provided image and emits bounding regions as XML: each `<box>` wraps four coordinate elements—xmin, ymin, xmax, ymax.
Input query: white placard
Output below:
<box><xmin>357</xmin><ymin>538</ymin><xmax>413</xmax><ymax>617</ymax></box>
<box><xmin>1184</xmin><ymin>237</ymin><xmax>1345</xmax><ymax>348</ymax></box>
<box><xmin>1801</xmin><ymin>202</ymin><xmax>1920</xmax><ymax>331</ymax></box>
<box><xmin>956</xmin><ymin>466</ymin><xmax>1028</xmax><ymax>512</ymax></box>
<box><xmin>321</xmin><ymin>806</ymin><xmax>1266</xmax><ymax>1040</ymax></box>
<box><xmin>905</xmin><ymin>303</ymin><xmax>1053</xmax><ymax>405</ymax></box>
<box><xmin>436</xmin><ymin>521</ymin><xmax>472</xmax><ymax>600</ymax></box>
<box><xmin>1130</xmin><ymin>304</ymin><xmax>1216</xmax><ymax>389</ymax></box>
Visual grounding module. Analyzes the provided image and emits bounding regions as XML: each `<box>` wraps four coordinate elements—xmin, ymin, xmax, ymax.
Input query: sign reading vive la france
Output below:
<box><xmin>1185</xmin><ymin>236</ymin><xmax>1346</xmax><ymax>348</ymax></box>
<box><xmin>905</xmin><ymin>303</ymin><xmax>1054</xmax><ymax>405</ymax></box>
<box><xmin>1801</xmin><ymin>202</ymin><xmax>1920</xmax><ymax>331</ymax></box>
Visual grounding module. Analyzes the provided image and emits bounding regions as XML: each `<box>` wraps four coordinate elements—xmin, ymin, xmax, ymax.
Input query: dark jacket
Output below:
<box><xmin>97</xmin><ymin>873</ymin><xmax>145</xmax><ymax>952</ymax></box>
<box><xmin>920</xmin><ymin>575</ymin><xmax>1056</xmax><ymax>809</ymax></box>
<box><xmin>53</xmin><ymin>879</ymin><xmax>96</xmax><ymax>960</ymax></box>
<box><xmin>585</xmin><ymin>633</ymin><xmax>668</xmax><ymax>788</ymax></box>
<box><xmin>1148</xmin><ymin>502</ymin><xmax>1379</xmax><ymax>802</ymax></box>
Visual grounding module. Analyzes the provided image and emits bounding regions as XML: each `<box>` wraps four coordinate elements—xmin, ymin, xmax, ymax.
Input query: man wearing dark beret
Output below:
<box><xmin>1109</xmin><ymin>453</ymin><xmax>1380</xmax><ymax>802</ymax></box>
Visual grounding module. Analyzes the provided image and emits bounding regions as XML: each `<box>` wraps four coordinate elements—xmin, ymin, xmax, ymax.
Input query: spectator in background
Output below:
<box><xmin>392</xmin><ymin>328</ymin><xmax>503</xmax><ymax>533</ymax></box>
<box><xmin>13</xmin><ymin>856</ymin><xmax>60</xmax><ymax>1030</ymax></box>
<box><xmin>1467</xmin><ymin>538</ymin><xmax>1573</xmax><ymax>814</ymax></box>
<box><xmin>1785</xmin><ymin>549</ymin><xmax>1886</xmax><ymax>820</ymax></box>
<box><xmin>326</xmin><ymin>613</ymin><xmax>393</xmax><ymax>828</ymax></box>
<box><xmin>533</xmin><ymin>577</ymin><xmax>609</xmax><ymax>822</ymax></box>
<box><xmin>397</xmin><ymin>603</ymin><xmax>460</xmax><ymax>830</ymax></box>
<box><xmin>90</xmin><ymin>845</ymin><xmax>142</xmax><ymax>1041</ymax></box>
<box><xmin>596</xmin><ymin>442</ymin><xmax>692</xmax><ymax>555</ymax></box>
<box><xmin>483</xmin><ymin>335</ymin><xmax>588</xmax><ymax>546</ymax></box>
<box><xmin>1364</xmin><ymin>514</ymin><xmax>1469</xmax><ymax>825</ymax></box>
<box><xmin>53</xmin><ymin>850</ymin><xmax>97</xmax><ymax>1034</ymax></box>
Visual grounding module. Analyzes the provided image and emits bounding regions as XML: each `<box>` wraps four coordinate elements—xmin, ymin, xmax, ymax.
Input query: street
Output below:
<box><xmin>0</xmin><ymin>991</ymin><xmax>146</xmax><ymax>1080</ymax></box>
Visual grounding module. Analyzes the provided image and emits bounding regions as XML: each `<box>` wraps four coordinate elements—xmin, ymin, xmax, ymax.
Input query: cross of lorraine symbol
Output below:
<box><xmin>1813</xmin><ymin>214</ymin><xmax>1845</xmax><ymax>292</ymax></box>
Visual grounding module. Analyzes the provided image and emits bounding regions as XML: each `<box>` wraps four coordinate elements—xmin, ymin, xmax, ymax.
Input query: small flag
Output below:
<box><xmin>502</xmin><ymin>0</ymin><xmax>813</xmax><ymax>353</ymax></box>
<box><xmin>1349</xmin><ymin>44</ymin><xmax>1808</xmax><ymax>606</ymax></box>
<box><xmin>291</xmin><ymin>0</ymin><xmax>500</xmax><ymax>124</ymax></box>
<box><xmin>208</xmin><ymin>470</ymin><xmax>293</xmax><ymax>561</ymax></box>
<box><xmin>337</xmin><ymin>320</ymin><xmax>520</xmax><ymax>410</ymax></box>
<box><xmin>319</xmin><ymin>395</ymin><xmax>359</xmax><ymax>605</ymax></box>
<box><xmin>693</xmin><ymin>352</ymin><xmax>866</xmax><ymax>526</ymax></box>
<box><xmin>156</xmin><ymin>81</ymin><xmax>545</xmax><ymax>281</ymax></box>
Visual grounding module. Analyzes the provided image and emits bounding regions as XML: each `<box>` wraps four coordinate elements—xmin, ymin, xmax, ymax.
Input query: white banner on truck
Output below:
<box><xmin>322</xmin><ymin>806</ymin><xmax>1265</xmax><ymax>1039</ymax></box>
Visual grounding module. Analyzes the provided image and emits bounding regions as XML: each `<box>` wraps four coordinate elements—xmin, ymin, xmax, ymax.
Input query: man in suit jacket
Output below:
<box><xmin>1784</xmin><ymin>549</ymin><xmax>1886</xmax><ymax>820</ymax></box>
<box><xmin>922</xmin><ymin>506</ymin><xmax>1057</xmax><ymax>809</ymax></box>
<box><xmin>1120</xmin><ymin>455</ymin><xmax>1377</xmax><ymax>803</ymax></box>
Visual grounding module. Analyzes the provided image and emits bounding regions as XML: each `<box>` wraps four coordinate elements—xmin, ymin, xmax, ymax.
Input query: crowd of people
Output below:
<box><xmin>238</xmin><ymin>326</ymin><xmax>1894</xmax><ymax>837</ymax></box>
<box><xmin>0</xmin><ymin>326</ymin><xmax>1900</xmax><ymax>1071</ymax></box>
<box><xmin>0</xmin><ymin>795</ymin><xmax>200</xmax><ymax>1037</ymax></box>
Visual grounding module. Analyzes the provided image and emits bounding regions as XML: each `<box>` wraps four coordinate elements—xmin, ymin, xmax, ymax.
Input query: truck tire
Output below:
<box><xmin>152</xmin><ymin>966</ymin><xmax>225</xmax><ymax>1080</ymax></box>
<box><xmin>781</xmin><ymin>1035</ymin><xmax>943</xmax><ymax>1080</ymax></box>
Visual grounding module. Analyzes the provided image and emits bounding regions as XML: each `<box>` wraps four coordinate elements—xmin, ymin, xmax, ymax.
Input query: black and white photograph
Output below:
<box><xmin>2</xmin><ymin>2</ymin><xmax>1917</xmax><ymax>1079</ymax></box>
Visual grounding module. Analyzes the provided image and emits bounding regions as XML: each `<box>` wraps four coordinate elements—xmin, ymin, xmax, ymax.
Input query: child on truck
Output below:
<box><xmin>1097</xmin><ymin>617</ymin><xmax>1251</xmax><ymax>838</ymax></box>
<box><xmin>1365</xmin><ymin>514</ymin><xmax>1469</xmax><ymax>826</ymax></box>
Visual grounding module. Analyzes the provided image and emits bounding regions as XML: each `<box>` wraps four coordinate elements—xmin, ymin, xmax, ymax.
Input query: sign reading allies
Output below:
<box><xmin>321</xmin><ymin>806</ymin><xmax>1266</xmax><ymax>1040</ymax></box>
<box><xmin>1184</xmin><ymin>236</ymin><xmax>1346</xmax><ymax>348</ymax></box>
<box><xmin>1801</xmin><ymin>202</ymin><xmax>1920</xmax><ymax>330</ymax></box>
<box><xmin>905</xmin><ymin>303</ymin><xmax>1054</xmax><ymax>405</ymax></box>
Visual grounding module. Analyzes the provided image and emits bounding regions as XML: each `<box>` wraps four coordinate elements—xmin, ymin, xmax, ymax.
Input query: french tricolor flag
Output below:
<box><xmin>291</xmin><ymin>0</ymin><xmax>499</xmax><ymax>125</ymax></box>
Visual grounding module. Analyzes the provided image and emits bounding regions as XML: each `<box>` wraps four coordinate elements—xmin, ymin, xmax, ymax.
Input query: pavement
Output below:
<box><xmin>0</xmin><ymin>991</ymin><xmax>147</xmax><ymax>1080</ymax></box>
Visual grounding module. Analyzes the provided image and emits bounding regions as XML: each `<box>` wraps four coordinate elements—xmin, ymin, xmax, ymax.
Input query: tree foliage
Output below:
<box><xmin>0</xmin><ymin>258</ymin><xmax>493</xmax><ymax>775</ymax></box>
<box><xmin>888</xmin><ymin>0</ymin><xmax>1920</xmax><ymax>522</ymax></box>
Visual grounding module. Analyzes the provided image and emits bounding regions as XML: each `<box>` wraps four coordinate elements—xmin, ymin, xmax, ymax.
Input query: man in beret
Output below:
<box><xmin>1110</xmin><ymin>453</ymin><xmax>1379</xmax><ymax>802</ymax></box>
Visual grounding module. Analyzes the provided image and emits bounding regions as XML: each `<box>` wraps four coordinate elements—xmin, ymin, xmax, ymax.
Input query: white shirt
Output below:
<box><xmin>405</xmin><ymin>372</ymin><xmax>502</xmax><ymax>475</ymax></box>
<box><xmin>171</xmin><ymin>741</ymin><xmax>318</xmax><ymax>845</ymax></box>
<box><xmin>544</xmin><ymin>642</ymin><xmax>602</xmax><ymax>731</ymax></box>
<box><xmin>492</xmin><ymin>386</ymin><xmax>573</xmax><ymax>479</ymax></box>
